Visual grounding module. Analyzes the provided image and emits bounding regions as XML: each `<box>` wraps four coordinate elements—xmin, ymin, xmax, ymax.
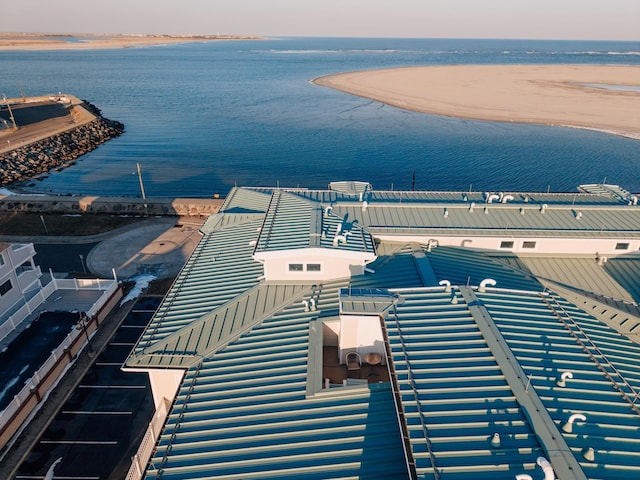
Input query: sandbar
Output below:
<box><xmin>313</xmin><ymin>65</ymin><xmax>640</xmax><ymax>139</ymax></box>
<box><xmin>0</xmin><ymin>33</ymin><xmax>259</xmax><ymax>51</ymax></box>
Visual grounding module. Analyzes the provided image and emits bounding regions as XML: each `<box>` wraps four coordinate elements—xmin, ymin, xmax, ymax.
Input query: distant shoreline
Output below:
<box><xmin>313</xmin><ymin>64</ymin><xmax>640</xmax><ymax>140</ymax></box>
<box><xmin>0</xmin><ymin>33</ymin><xmax>261</xmax><ymax>51</ymax></box>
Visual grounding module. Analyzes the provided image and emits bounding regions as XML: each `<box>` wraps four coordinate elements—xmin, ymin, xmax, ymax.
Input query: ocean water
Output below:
<box><xmin>1</xmin><ymin>37</ymin><xmax>639</xmax><ymax>197</ymax></box>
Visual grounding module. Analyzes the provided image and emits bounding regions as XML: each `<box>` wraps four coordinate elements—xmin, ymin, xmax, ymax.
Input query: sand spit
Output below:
<box><xmin>313</xmin><ymin>65</ymin><xmax>640</xmax><ymax>139</ymax></box>
<box><xmin>0</xmin><ymin>33</ymin><xmax>260</xmax><ymax>51</ymax></box>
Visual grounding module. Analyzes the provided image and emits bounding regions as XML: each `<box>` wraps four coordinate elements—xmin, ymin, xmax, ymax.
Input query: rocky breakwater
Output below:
<box><xmin>0</xmin><ymin>101</ymin><xmax>124</xmax><ymax>185</ymax></box>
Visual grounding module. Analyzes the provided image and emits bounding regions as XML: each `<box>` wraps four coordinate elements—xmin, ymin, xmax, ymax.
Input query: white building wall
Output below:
<box><xmin>255</xmin><ymin>248</ymin><xmax>376</xmax><ymax>282</ymax></box>
<box><xmin>374</xmin><ymin>234</ymin><xmax>640</xmax><ymax>256</ymax></box>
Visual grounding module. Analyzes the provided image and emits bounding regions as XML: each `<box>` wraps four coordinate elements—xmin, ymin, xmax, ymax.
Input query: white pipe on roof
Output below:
<box><xmin>556</xmin><ymin>371</ymin><xmax>573</xmax><ymax>387</ymax></box>
<box><xmin>536</xmin><ymin>456</ymin><xmax>556</xmax><ymax>480</ymax></box>
<box><xmin>515</xmin><ymin>475</ymin><xmax>533</xmax><ymax>480</ymax></box>
<box><xmin>562</xmin><ymin>413</ymin><xmax>586</xmax><ymax>433</ymax></box>
<box><xmin>438</xmin><ymin>280</ymin><xmax>451</xmax><ymax>292</ymax></box>
<box><xmin>502</xmin><ymin>194</ymin><xmax>514</xmax><ymax>203</ymax></box>
<box><xmin>333</xmin><ymin>235</ymin><xmax>347</xmax><ymax>246</ymax></box>
<box><xmin>478</xmin><ymin>278</ymin><xmax>496</xmax><ymax>292</ymax></box>
<box><xmin>487</xmin><ymin>194</ymin><xmax>500</xmax><ymax>204</ymax></box>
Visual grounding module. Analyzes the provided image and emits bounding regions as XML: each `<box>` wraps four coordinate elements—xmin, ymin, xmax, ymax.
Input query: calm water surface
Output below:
<box><xmin>1</xmin><ymin>37</ymin><xmax>639</xmax><ymax>197</ymax></box>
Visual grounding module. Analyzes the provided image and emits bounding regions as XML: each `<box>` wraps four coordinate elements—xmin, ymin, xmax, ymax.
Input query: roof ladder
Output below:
<box><xmin>542</xmin><ymin>294</ymin><xmax>640</xmax><ymax>415</ymax></box>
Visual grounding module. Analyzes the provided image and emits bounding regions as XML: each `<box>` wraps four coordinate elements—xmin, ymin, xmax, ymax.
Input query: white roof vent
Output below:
<box><xmin>562</xmin><ymin>413</ymin><xmax>586</xmax><ymax>433</ymax></box>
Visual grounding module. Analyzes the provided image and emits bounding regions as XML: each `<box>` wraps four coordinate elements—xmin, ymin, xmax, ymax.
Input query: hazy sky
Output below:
<box><xmin>4</xmin><ymin>0</ymin><xmax>639</xmax><ymax>41</ymax></box>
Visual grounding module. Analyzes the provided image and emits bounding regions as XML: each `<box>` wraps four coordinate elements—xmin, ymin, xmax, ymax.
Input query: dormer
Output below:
<box><xmin>252</xmin><ymin>191</ymin><xmax>376</xmax><ymax>282</ymax></box>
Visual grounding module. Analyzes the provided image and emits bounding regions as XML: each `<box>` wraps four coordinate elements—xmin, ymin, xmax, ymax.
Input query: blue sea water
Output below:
<box><xmin>1</xmin><ymin>37</ymin><xmax>639</xmax><ymax>197</ymax></box>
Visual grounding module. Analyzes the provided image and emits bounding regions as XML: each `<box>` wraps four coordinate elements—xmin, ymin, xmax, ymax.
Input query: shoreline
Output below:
<box><xmin>313</xmin><ymin>65</ymin><xmax>640</xmax><ymax>140</ymax></box>
<box><xmin>0</xmin><ymin>33</ymin><xmax>261</xmax><ymax>51</ymax></box>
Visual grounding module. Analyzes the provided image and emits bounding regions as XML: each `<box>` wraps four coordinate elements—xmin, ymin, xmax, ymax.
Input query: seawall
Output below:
<box><xmin>0</xmin><ymin>194</ymin><xmax>223</xmax><ymax>217</ymax></box>
<box><xmin>0</xmin><ymin>98</ymin><xmax>124</xmax><ymax>185</ymax></box>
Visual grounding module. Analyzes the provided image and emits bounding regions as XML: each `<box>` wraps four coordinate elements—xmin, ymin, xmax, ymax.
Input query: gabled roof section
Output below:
<box><xmin>125</xmin><ymin>218</ymin><xmax>265</xmax><ymax>365</ymax></box>
<box><xmin>145</xmin><ymin>281</ymin><xmax>408</xmax><ymax>479</ymax></box>
<box><xmin>254</xmin><ymin>190</ymin><xmax>375</xmax><ymax>254</ymax></box>
<box><xmin>200</xmin><ymin>187</ymin><xmax>270</xmax><ymax>234</ymax></box>
<box><xmin>127</xmin><ymin>282</ymin><xmax>313</xmax><ymax>369</ymax></box>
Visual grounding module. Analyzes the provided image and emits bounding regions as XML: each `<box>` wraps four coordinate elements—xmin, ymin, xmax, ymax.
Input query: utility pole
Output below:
<box><xmin>136</xmin><ymin>162</ymin><xmax>148</xmax><ymax>212</ymax></box>
<box><xmin>2</xmin><ymin>94</ymin><xmax>18</xmax><ymax>130</ymax></box>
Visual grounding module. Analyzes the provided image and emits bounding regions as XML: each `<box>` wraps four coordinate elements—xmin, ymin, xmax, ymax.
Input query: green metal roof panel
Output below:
<box><xmin>333</xmin><ymin>202</ymin><xmax>640</xmax><ymax>238</ymax></box>
<box><xmin>255</xmin><ymin>190</ymin><xmax>375</xmax><ymax>254</ymax></box>
<box><xmin>145</xmin><ymin>284</ymin><xmax>407</xmax><ymax>479</ymax></box>
<box><xmin>384</xmin><ymin>287</ymin><xmax>547</xmax><ymax>479</ymax></box>
<box><xmin>126</xmin><ymin>219</ymin><xmax>265</xmax><ymax>364</ymax></box>
<box><xmin>477</xmin><ymin>289</ymin><xmax>640</xmax><ymax>479</ymax></box>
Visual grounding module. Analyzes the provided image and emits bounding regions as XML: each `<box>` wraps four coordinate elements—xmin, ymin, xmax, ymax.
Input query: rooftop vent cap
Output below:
<box><xmin>478</xmin><ymin>278</ymin><xmax>496</xmax><ymax>293</ymax></box>
<box><xmin>427</xmin><ymin>239</ymin><xmax>438</xmax><ymax>252</ymax></box>
<box><xmin>536</xmin><ymin>457</ymin><xmax>556</xmax><ymax>480</ymax></box>
<box><xmin>556</xmin><ymin>371</ymin><xmax>573</xmax><ymax>387</ymax></box>
<box><xmin>630</xmin><ymin>195</ymin><xmax>638</xmax><ymax>206</ymax></box>
<box><xmin>562</xmin><ymin>413</ymin><xmax>586</xmax><ymax>433</ymax></box>
<box><xmin>502</xmin><ymin>194</ymin><xmax>514</xmax><ymax>203</ymax></box>
<box><xmin>439</xmin><ymin>280</ymin><xmax>451</xmax><ymax>292</ymax></box>
<box><xmin>515</xmin><ymin>476</ymin><xmax>533</xmax><ymax>480</ymax></box>
<box><xmin>362</xmin><ymin>200</ymin><xmax>368</xmax><ymax>211</ymax></box>
<box><xmin>469</xmin><ymin>202</ymin><xmax>475</xmax><ymax>212</ymax></box>
<box><xmin>324</xmin><ymin>206</ymin><xmax>333</xmax><ymax>216</ymax></box>
<box><xmin>333</xmin><ymin>235</ymin><xmax>347</xmax><ymax>246</ymax></box>
<box><xmin>490</xmin><ymin>432</ymin><xmax>501</xmax><ymax>448</ymax></box>
<box><xmin>540</xmin><ymin>204</ymin><xmax>548</xmax><ymax>214</ymax></box>
<box><xmin>583</xmin><ymin>447</ymin><xmax>595</xmax><ymax>462</ymax></box>
<box><xmin>487</xmin><ymin>194</ymin><xmax>500</xmax><ymax>204</ymax></box>
<box><xmin>443</xmin><ymin>208</ymin><xmax>449</xmax><ymax>218</ymax></box>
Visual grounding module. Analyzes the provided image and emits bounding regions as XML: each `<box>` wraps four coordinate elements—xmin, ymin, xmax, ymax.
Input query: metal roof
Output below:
<box><xmin>145</xmin><ymin>281</ymin><xmax>408</xmax><ymax>479</ymax></box>
<box><xmin>129</xmin><ymin>183</ymin><xmax>640</xmax><ymax>479</ymax></box>
<box><xmin>254</xmin><ymin>190</ymin><xmax>375</xmax><ymax>254</ymax></box>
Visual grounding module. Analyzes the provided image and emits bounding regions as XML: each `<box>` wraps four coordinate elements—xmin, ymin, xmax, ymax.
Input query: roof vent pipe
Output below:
<box><xmin>536</xmin><ymin>456</ymin><xmax>556</xmax><ymax>480</ymax></box>
<box><xmin>359</xmin><ymin>192</ymin><xmax>364</xmax><ymax>201</ymax></box>
<box><xmin>484</xmin><ymin>207</ymin><xmax>489</xmax><ymax>215</ymax></box>
<box><xmin>556</xmin><ymin>371</ymin><xmax>573</xmax><ymax>387</ymax></box>
<box><xmin>520</xmin><ymin>208</ymin><xmax>526</xmax><ymax>215</ymax></box>
<box><xmin>487</xmin><ymin>194</ymin><xmax>500</xmax><ymax>204</ymax></box>
<box><xmin>302</xmin><ymin>300</ymin><xmax>309</xmax><ymax>312</ymax></box>
<box><xmin>336</xmin><ymin>223</ymin><xmax>342</xmax><ymax>235</ymax></box>
<box><xmin>333</xmin><ymin>235</ymin><xmax>347</xmax><ymax>246</ymax></box>
<box><xmin>309</xmin><ymin>298</ymin><xmax>316</xmax><ymax>311</ymax></box>
<box><xmin>562</xmin><ymin>413</ymin><xmax>586</xmax><ymax>433</ymax></box>
<box><xmin>469</xmin><ymin>202</ymin><xmax>475</xmax><ymax>212</ymax></box>
<box><xmin>478</xmin><ymin>278</ymin><xmax>496</xmax><ymax>293</ymax></box>
<box><xmin>502</xmin><ymin>194</ymin><xmax>514</xmax><ymax>203</ymax></box>
<box><xmin>439</xmin><ymin>280</ymin><xmax>451</xmax><ymax>292</ymax></box>
<box><xmin>443</xmin><ymin>209</ymin><xmax>449</xmax><ymax>218</ymax></box>
<box><xmin>583</xmin><ymin>447</ymin><xmax>595</xmax><ymax>462</ymax></box>
<box><xmin>362</xmin><ymin>200</ymin><xmax>368</xmax><ymax>212</ymax></box>
<box><xmin>540</xmin><ymin>204</ymin><xmax>548</xmax><ymax>214</ymax></box>
<box><xmin>325</xmin><ymin>206</ymin><xmax>332</xmax><ymax>216</ymax></box>
<box><xmin>515</xmin><ymin>475</ymin><xmax>533</xmax><ymax>480</ymax></box>
<box><xmin>631</xmin><ymin>195</ymin><xmax>638</xmax><ymax>206</ymax></box>
<box><xmin>490</xmin><ymin>432</ymin><xmax>501</xmax><ymax>448</ymax></box>
<box><xmin>575</xmin><ymin>211</ymin><xmax>582</xmax><ymax>220</ymax></box>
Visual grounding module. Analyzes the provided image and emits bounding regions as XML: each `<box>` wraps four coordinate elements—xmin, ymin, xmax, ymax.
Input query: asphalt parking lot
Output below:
<box><xmin>13</xmin><ymin>296</ymin><xmax>160</xmax><ymax>480</ymax></box>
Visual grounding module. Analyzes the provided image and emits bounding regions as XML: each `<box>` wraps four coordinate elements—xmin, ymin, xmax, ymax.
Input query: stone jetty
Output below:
<box><xmin>0</xmin><ymin>99</ymin><xmax>124</xmax><ymax>185</ymax></box>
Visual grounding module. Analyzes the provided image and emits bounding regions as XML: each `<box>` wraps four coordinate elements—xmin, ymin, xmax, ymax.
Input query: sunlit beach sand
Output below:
<box><xmin>314</xmin><ymin>65</ymin><xmax>640</xmax><ymax>139</ymax></box>
<box><xmin>0</xmin><ymin>33</ymin><xmax>258</xmax><ymax>51</ymax></box>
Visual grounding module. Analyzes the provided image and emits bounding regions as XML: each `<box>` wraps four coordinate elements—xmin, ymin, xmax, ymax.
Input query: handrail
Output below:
<box><xmin>389</xmin><ymin>306</ymin><xmax>440</xmax><ymax>480</ymax></box>
<box><xmin>542</xmin><ymin>294</ymin><xmax>640</xmax><ymax>414</ymax></box>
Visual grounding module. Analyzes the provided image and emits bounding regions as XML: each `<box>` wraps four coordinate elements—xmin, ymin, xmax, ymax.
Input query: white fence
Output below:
<box><xmin>0</xmin><ymin>277</ymin><xmax>117</xmax><ymax>344</ymax></box>
<box><xmin>126</xmin><ymin>397</ymin><xmax>172</xmax><ymax>480</ymax></box>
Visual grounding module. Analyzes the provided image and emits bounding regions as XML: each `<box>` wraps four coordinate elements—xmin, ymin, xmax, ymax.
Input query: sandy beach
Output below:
<box><xmin>0</xmin><ymin>33</ymin><xmax>259</xmax><ymax>51</ymax></box>
<box><xmin>313</xmin><ymin>65</ymin><xmax>640</xmax><ymax>139</ymax></box>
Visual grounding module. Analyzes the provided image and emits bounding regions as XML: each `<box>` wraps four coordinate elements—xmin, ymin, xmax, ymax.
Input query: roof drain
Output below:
<box><xmin>562</xmin><ymin>413</ymin><xmax>586</xmax><ymax>433</ymax></box>
<box><xmin>555</xmin><ymin>371</ymin><xmax>573</xmax><ymax>387</ymax></box>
